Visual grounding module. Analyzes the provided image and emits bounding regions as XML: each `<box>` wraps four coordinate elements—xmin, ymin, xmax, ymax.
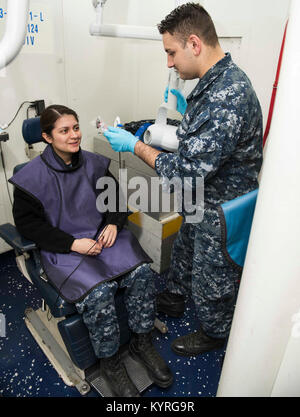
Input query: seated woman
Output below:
<box><xmin>10</xmin><ymin>104</ymin><xmax>173</xmax><ymax>397</ymax></box>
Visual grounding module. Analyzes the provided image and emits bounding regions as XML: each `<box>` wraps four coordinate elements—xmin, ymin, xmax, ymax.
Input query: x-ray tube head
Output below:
<box><xmin>144</xmin><ymin>124</ymin><xmax>179</xmax><ymax>152</ymax></box>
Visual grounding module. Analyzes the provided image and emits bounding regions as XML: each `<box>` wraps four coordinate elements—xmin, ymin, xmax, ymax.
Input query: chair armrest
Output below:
<box><xmin>0</xmin><ymin>223</ymin><xmax>37</xmax><ymax>253</ymax></box>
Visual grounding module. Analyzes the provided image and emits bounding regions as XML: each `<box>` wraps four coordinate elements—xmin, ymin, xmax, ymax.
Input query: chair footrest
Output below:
<box><xmin>25</xmin><ymin>307</ymin><xmax>90</xmax><ymax>395</ymax></box>
<box><xmin>86</xmin><ymin>347</ymin><xmax>153</xmax><ymax>397</ymax></box>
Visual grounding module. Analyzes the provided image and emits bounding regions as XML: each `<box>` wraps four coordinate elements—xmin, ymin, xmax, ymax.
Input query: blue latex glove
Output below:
<box><xmin>164</xmin><ymin>87</ymin><xmax>187</xmax><ymax>115</ymax></box>
<box><xmin>103</xmin><ymin>126</ymin><xmax>138</xmax><ymax>153</ymax></box>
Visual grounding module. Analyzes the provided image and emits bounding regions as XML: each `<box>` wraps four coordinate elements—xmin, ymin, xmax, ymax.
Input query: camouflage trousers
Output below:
<box><xmin>167</xmin><ymin>206</ymin><xmax>241</xmax><ymax>339</ymax></box>
<box><xmin>75</xmin><ymin>263</ymin><xmax>156</xmax><ymax>358</ymax></box>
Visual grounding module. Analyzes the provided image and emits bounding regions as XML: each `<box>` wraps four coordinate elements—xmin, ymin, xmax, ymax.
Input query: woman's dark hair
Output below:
<box><xmin>157</xmin><ymin>2</ymin><xmax>218</xmax><ymax>47</ymax></box>
<box><xmin>40</xmin><ymin>104</ymin><xmax>79</xmax><ymax>136</ymax></box>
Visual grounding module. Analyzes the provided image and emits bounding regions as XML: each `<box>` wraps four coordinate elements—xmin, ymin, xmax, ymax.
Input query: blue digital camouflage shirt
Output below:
<box><xmin>155</xmin><ymin>53</ymin><xmax>263</xmax><ymax>211</ymax></box>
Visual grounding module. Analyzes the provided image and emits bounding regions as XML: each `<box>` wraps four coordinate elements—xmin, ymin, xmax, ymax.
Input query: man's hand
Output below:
<box><xmin>71</xmin><ymin>238</ymin><xmax>103</xmax><ymax>256</ymax></box>
<box><xmin>105</xmin><ymin>125</ymin><xmax>162</xmax><ymax>170</ymax></box>
<box><xmin>103</xmin><ymin>127</ymin><xmax>139</xmax><ymax>153</ymax></box>
<box><xmin>98</xmin><ymin>224</ymin><xmax>117</xmax><ymax>248</ymax></box>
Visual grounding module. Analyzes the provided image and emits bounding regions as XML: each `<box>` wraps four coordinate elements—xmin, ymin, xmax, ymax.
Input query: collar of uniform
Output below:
<box><xmin>41</xmin><ymin>144</ymin><xmax>83</xmax><ymax>173</ymax></box>
<box><xmin>187</xmin><ymin>52</ymin><xmax>232</xmax><ymax>101</ymax></box>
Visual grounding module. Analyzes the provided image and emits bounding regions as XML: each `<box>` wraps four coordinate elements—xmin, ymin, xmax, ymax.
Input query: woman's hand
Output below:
<box><xmin>71</xmin><ymin>238</ymin><xmax>103</xmax><ymax>256</ymax></box>
<box><xmin>98</xmin><ymin>224</ymin><xmax>118</xmax><ymax>248</ymax></box>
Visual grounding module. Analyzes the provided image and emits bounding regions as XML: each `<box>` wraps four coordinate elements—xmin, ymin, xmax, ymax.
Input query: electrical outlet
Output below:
<box><xmin>34</xmin><ymin>100</ymin><xmax>45</xmax><ymax>116</ymax></box>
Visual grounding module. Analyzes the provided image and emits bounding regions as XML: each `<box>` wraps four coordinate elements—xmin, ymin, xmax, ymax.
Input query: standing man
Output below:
<box><xmin>104</xmin><ymin>3</ymin><xmax>263</xmax><ymax>356</ymax></box>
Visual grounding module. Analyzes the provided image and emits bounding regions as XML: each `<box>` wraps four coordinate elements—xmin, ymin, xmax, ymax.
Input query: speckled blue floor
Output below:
<box><xmin>0</xmin><ymin>250</ymin><xmax>224</xmax><ymax>397</ymax></box>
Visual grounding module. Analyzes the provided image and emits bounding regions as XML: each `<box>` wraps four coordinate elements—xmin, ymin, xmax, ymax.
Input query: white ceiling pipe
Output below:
<box><xmin>0</xmin><ymin>0</ymin><xmax>29</xmax><ymax>71</ymax></box>
<box><xmin>175</xmin><ymin>0</ymin><xmax>192</xmax><ymax>6</ymax></box>
<box><xmin>90</xmin><ymin>22</ymin><xmax>162</xmax><ymax>41</ymax></box>
<box><xmin>90</xmin><ymin>0</ymin><xmax>184</xmax><ymax>41</ymax></box>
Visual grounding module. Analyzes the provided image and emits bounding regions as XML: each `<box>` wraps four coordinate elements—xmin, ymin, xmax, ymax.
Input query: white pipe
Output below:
<box><xmin>90</xmin><ymin>0</ymin><xmax>183</xmax><ymax>41</ymax></box>
<box><xmin>217</xmin><ymin>0</ymin><xmax>300</xmax><ymax>397</ymax></box>
<box><xmin>90</xmin><ymin>23</ymin><xmax>162</xmax><ymax>41</ymax></box>
<box><xmin>0</xmin><ymin>0</ymin><xmax>29</xmax><ymax>71</ymax></box>
<box><xmin>175</xmin><ymin>0</ymin><xmax>191</xmax><ymax>6</ymax></box>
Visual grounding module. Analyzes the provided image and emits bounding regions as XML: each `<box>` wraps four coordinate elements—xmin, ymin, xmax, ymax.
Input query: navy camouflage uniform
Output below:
<box><xmin>76</xmin><ymin>264</ymin><xmax>156</xmax><ymax>358</ymax></box>
<box><xmin>155</xmin><ymin>53</ymin><xmax>263</xmax><ymax>339</ymax></box>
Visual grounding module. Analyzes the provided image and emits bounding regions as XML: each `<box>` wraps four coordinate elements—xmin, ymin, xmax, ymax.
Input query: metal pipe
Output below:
<box><xmin>90</xmin><ymin>0</ymin><xmax>186</xmax><ymax>40</ymax></box>
<box><xmin>90</xmin><ymin>22</ymin><xmax>162</xmax><ymax>41</ymax></box>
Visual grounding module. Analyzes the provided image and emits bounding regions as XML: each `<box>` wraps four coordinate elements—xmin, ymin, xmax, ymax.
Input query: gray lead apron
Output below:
<box><xmin>10</xmin><ymin>145</ymin><xmax>151</xmax><ymax>302</ymax></box>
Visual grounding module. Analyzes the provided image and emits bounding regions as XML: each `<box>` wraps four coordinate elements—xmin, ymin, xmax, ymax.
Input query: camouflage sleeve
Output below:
<box><xmin>155</xmin><ymin>106</ymin><xmax>242</xmax><ymax>181</ymax></box>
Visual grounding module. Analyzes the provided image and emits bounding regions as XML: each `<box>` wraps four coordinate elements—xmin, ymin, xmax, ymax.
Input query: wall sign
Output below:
<box><xmin>0</xmin><ymin>1</ymin><xmax>55</xmax><ymax>54</ymax></box>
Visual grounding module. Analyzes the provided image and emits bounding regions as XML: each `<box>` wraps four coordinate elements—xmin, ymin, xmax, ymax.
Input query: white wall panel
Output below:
<box><xmin>0</xmin><ymin>0</ymin><xmax>67</xmax><ymax>253</ymax></box>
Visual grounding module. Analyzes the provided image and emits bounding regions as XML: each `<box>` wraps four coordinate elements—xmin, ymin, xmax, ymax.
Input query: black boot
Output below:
<box><xmin>101</xmin><ymin>351</ymin><xmax>140</xmax><ymax>397</ymax></box>
<box><xmin>156</xmin><ymin>290</ymin><xmax>185</xmax><ymax>317</ymax></box>
<box><xmin>129</xmin><ymin>332</ymin><xmax>173</xmax><ymax>388</ymax></box>
<box><xmin>171</xmin><ymin>328</ymin><xmax>225</xmax><ymax>356</ymax></box>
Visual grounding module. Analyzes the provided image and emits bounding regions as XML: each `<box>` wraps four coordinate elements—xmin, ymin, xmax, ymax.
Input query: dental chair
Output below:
<box><xmin>0</xmin><ymin>117</ymin><xmax>157</xmax><ymax>396</ymax></box>
<box><xmin>218</xmin><ymin>188</ymin><xmax>258</xmax><ymax>271</ymax></box>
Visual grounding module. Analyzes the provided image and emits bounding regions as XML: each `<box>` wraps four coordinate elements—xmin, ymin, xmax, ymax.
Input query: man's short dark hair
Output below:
<box><xmin>157</xmin><ymin>2</ymin><xmax>218</xmax><ymax>47</ymax></box>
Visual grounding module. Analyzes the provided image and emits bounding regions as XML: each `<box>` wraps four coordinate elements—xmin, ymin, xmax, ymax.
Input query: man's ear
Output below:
<box><xmin>187</xmin><ymin>34</ymin><xmax>202</xmax><ymax>56</ymax></box>
<box><xmin>42</xmin><ymin>132</ymin><xmax>52</xmax><ymax>144</ymax></box>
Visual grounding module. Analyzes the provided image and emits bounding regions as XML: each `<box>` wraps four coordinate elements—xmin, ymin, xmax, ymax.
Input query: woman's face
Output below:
<box><xmin>43</xmin><ymin>114</ymin><xmax>82</xmax><ymax>164</ymax></box>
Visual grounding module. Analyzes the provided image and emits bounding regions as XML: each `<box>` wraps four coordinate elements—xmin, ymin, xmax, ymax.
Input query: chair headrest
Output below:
<box><xmin>13</xmin><ymin>162</ymin><xmax>28</xmax><ymax>175</ymax></box>
<box><xmin>22</xmin><ymin>117</ymin><xmax>43</xmax><ymax>145</ymax></box>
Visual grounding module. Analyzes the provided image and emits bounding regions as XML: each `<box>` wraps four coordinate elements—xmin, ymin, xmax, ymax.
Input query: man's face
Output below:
<box><xmin>162</xmin><ymin>31</ymin><xmax>198</xmax><ymax>80</ymax></box>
